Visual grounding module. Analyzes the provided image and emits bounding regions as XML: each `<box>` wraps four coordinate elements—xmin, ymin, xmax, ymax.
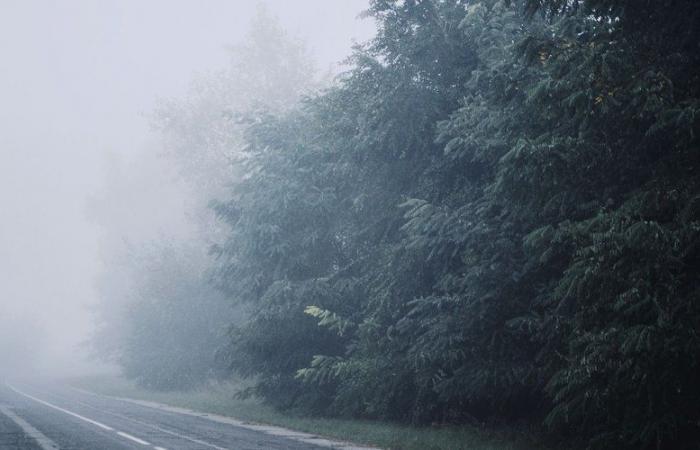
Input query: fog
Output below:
<box><xmin>0</xmin><ymin>0</ymin><xmax>374</xmax><ymax>378</ymax></box>
<box><xmin>0</xmin><ymin>3</ymin><xmax>695</xmax><ymax>447</ymax></box>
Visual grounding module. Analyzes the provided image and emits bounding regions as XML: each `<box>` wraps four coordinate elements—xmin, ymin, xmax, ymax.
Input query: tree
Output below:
<box><xmin>214</xmin><ymin>1</ymin><xmax>700</xmax><ymax>447</ymax></box>
<box><xmin>91</xmin><ymin>0</ymin><xmax>700</xmax><ymax>447</ymax></box>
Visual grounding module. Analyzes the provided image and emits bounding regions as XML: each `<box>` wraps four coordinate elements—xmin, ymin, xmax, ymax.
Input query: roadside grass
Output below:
<box><xmin>70</xmin><ymin>374</ymin><xmax>551</xmax><ymax>450</ymax></box>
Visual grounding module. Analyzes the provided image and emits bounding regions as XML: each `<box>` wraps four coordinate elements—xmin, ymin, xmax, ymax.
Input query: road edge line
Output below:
<box><xmin>6</xmin><ymin>384</ymin><xmax>165</xmax><ymax>449</ymax></box>
<box><xmin>69</xmin><ymin>385</ymin><xmax>380</xmax><ymax>450</ymax></box>
<box><xmin>0</xmin><ymin>405</ymin><xmax>60</xmax><ymax>450</ymax></box>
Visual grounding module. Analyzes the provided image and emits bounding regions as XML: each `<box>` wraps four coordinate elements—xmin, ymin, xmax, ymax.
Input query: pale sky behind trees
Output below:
<box><xmin>0</xmin><ymin>0</ymin><xmax>375</xmax><ymax>375</ymax></box>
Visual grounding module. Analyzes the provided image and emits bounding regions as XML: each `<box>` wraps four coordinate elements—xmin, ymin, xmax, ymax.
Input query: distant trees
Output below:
<box><xmin>116</xmin><ymin>242</ymin><xmax>232</xmax><ymax>390</ymax></box>
<box><xmin>97</xmin><ymin>0</ymin><xmax>700</xmax><ymax>448</ymax></box>
<box><xmin>151</xmin><ymin>6</ymin><xmax>317</xmax><ymax>203</ymax></box>
<box><xmin>92</xmin><ymin>8</ymin><xmax>317</xmax><ymax>391</ymax></box>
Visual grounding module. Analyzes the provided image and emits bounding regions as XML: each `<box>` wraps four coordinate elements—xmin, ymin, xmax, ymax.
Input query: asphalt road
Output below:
<box><xmin>0</xmin><ymin>381</ymin><xmax>369</xmax><ymax>450</ymax></box>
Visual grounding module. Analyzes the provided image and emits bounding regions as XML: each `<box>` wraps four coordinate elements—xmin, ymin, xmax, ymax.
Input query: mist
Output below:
<box><xmin>1</xmin><ymin>2</ymin><xmax>698</xmax><ymax>449</ymax></box>
<box><xmin>0</xmin><ymin>0</ymin><xmax>374</xmax><ymax>378</ymax></box>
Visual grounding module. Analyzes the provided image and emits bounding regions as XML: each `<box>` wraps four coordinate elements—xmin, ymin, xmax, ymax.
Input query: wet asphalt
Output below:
<box><xmin>0</xmin><ymin>381</ymin><xmax>332</xmax><ymax>450</ymax></box>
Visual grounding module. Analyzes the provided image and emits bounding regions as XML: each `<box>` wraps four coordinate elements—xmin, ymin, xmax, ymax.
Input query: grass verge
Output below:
<box><xmin>69</xmin><ymin>374</ymin><xmax>551</xmax><ymax>450</ymax></box>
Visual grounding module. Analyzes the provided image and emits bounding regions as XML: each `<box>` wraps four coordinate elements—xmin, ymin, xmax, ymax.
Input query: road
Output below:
<box><xmin>0</xmin><ymin>381</ymin><xmax>372</xmax><ymax>450</ymax></box>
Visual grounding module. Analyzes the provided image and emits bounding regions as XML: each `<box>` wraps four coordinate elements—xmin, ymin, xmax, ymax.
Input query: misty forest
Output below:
<box><xmin>1</xmin><ymin>1</ymin><xmax>699</xmax><ymax>450</ymax></box>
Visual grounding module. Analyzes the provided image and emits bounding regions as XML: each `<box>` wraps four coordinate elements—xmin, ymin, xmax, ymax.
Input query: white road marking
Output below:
<box><xmin>36</xmin><ymin>388</ymin><xmax>225</xmax><ymax>450</ymax></box>
<box><xmin>7</xmin><ymin>385</ymin><xmax>113</xmax><ymax>431</ymax></box>
<box><xmin>6</xmin><ymin>384</ymin><xmax>167</xmax><ymax>450</ymax></box>
<box><xmin>0</xmin><ymin>405</ymin><xmax>60</xmax><ymax>450</ymax></box>
<box><xmin>116</xmin><ymin>431</ymin><xmax>151</xmax><ymax>445</ymax></box>
<box><xmin>72</xmin><ymin>389</ymin><xmax>380</xmax><ymax>449</ymax></box>
<box><xmin>113</xmin><ymin>416</ymin><xmax>227</xmax><ymax>450</ymax></box>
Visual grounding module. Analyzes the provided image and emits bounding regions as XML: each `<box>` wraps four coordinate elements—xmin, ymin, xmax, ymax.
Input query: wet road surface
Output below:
<box><xmin>0</xmin><ymin>381</ymin><xmax>369</xmax><ymax>450</ymax></box>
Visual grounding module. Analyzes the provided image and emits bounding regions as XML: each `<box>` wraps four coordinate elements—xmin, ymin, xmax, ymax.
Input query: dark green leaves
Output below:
<box><xmin>208</xmin><ymin>0</ymin><xmax>700</xmax><ymax>447</ymax></box>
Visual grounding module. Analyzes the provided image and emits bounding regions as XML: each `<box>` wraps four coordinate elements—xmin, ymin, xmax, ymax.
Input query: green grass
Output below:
<box><xmin>70</xmin><ymin>374</ymin><xmax>551</xmax><ymax>450</ymax></box>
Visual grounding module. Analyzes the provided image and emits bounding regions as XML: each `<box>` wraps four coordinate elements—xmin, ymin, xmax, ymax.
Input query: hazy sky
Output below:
<box><xmin>0</xmin><ymin>0</ymin><xmax>374</xmax><ymax>374</ymax></box>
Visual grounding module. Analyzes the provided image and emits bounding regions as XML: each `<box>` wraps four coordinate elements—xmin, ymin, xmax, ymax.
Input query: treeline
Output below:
<box><xmin>103</xmin><ymin>1</ymin><xmax>700</xmax><ymax>449</ymax></box>
<box><xmin>91</xmin><ymin>9</ymin><xmax>315</xmax><ymax>393</ymax></box>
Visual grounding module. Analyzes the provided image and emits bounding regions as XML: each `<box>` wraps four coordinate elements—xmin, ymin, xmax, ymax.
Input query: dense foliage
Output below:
<box><xmin>209</xmin><ymin>1</ymin><xmax>700</xmax><ymax>448</ymax></box>
<box><xmin>100</xmin><ymin>1</ymin><xmax>700</xmax><ymax>448</ymax></box>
